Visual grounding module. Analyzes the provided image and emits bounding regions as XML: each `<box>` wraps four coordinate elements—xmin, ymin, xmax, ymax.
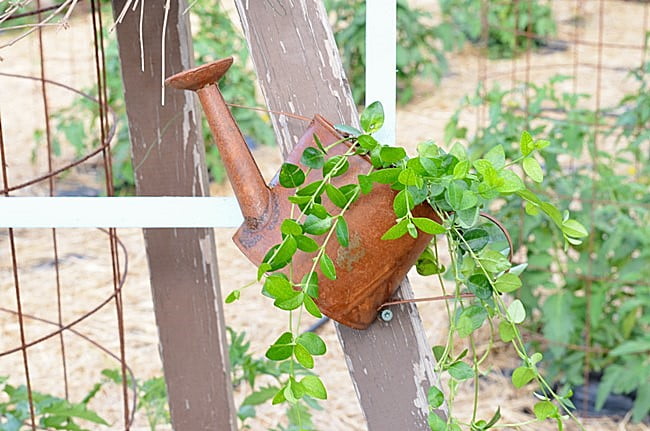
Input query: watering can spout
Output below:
<box><xmin>166</xmin><ymin>58</ymin><xmax>271</xmax><ymax>229</ymax></box>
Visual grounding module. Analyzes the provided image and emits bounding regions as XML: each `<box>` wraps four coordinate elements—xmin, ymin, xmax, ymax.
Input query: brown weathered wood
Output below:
<box><xmin>112</xmin><ymin>2</ymin><xmax>237</xmax><ymax>430</ymax></box>
<box><xmin>233</xmin><ymin>1</ymin><xmax>446</xmax><ymax>428</ymax></box>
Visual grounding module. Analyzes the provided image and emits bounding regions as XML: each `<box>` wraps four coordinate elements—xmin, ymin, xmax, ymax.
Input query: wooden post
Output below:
<box><xmin>233</xmin><ymin>1</ymin><xmax>446</xmax><ymax>428</ymax></box>
<box><xmin>111</xmin><ymin>2</ymin><xmax>237</xmax><ymax>430</ymax></box>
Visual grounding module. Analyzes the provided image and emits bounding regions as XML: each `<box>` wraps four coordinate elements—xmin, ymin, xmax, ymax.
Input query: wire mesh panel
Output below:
<box><xmin>0</xmin><ymin>2</ymin><xmax>137</xmax><ymax>429</ymax></box>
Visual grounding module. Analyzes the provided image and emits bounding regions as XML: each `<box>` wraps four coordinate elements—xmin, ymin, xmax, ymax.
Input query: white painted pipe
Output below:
<box><xmin>365</xmin><ymin>0</ymin><xmax>397</xmax><ymax>145</ymax></box>
<box><xmin>0</xmin><ymin>197</ymin><xmax>243</xmax><ymax>228</ymax></box>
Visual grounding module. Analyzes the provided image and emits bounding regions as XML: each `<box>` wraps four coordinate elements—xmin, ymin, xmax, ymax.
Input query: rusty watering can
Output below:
<box><xmin>166</xmin><ymin>57</ymin><xmax>440</xmax><ymax>329</ymax></box>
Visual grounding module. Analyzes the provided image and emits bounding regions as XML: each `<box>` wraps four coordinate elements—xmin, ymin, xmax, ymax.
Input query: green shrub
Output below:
<box><xmin>439</xmin><ymin>0</ymin><xmax>557</xmax><ymax>58</ymax></box>
<box><xmin>325</xmin><ymin>0</ymin><xmax>463</xmax><ymax>105</ymax></box>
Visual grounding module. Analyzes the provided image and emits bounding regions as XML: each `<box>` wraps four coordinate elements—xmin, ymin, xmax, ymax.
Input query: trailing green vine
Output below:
<box><xmin>227</xmin><ymin>102</ymin><xmax>588</xmax><ymax>430</ymax></box>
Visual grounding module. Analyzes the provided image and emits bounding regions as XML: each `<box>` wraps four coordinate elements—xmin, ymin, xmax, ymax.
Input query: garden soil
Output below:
<box><xmin>1</xmin><ymin>1</ymin><xmax>648</xmax><ymax>430</ymax></box>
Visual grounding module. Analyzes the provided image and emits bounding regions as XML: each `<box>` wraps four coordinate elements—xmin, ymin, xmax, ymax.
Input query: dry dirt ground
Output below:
<box><xmin>1</xmin><ymin>1</ymin><xmax>649</xmax><ymax>430</ymax></box>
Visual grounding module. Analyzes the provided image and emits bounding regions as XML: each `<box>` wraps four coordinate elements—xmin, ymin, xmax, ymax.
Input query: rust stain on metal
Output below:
<box><xmin>336</xmin><ymin>232</ymin><xmax>365</xmax><ymax>272</ymax></box>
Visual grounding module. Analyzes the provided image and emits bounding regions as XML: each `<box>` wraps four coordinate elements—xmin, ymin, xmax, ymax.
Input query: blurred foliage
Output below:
<box><xmin>439</xmin><ymin>0</ymin><xmax>557</xmax><ymax>58</ymax></box>
<box><xmin>325</xmin><ymin>0</ymin><xmax>463</xmax><ymax>105</ymax></box>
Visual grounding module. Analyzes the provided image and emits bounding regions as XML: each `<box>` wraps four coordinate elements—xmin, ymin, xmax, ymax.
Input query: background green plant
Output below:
<box><xmin>325</xmin><ymin>0</ymin><xmax>463</xmax><ymax>105</ymax></box>
<box><xmin>0</xmin><ymin>376</ymin><xmax>108</xmax><ymax>431</ymax></box>
<box><xmin>444</xmin><ymin>62</ymin><xmax>650</xmax><ymax>422</ymax></box>
<box><xmin>439</xmin><ymin>0</ymin><xmax>557</xmax><ymax>59</ymax></box>
<box><xmin>37</xmin><ymin>1</ymin><xmax>274</xmax><ymax>194</ymax></box>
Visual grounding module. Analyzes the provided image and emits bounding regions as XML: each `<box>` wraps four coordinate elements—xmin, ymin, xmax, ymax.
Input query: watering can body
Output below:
<box><xmin>167</xmin><ymin>58</ymin><xmax>438</xmax><ymax>329</ymax></box>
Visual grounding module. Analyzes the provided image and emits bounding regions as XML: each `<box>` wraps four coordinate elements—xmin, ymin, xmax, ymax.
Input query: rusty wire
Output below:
<box><xmin>0</xmin><ymin>1</ymin><xmax>132</xmax><ymax>429</ymax></box>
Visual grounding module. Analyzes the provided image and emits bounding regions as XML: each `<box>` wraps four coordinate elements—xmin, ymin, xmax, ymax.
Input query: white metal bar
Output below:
<box><xmin>0</xmin><ymin>197</ymin><xmax>243</xmax><ymax>228</ymax></box>
<box><xmin>365</xmin><ymin>0</ymin><xmax>397</xmax><ymax>145</ymax></box>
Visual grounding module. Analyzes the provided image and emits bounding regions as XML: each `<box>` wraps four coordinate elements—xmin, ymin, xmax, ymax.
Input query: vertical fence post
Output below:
<box><xmin>111</xmin><ymin>2</ymin><xmax>237</xmax><ymax>430</ymax></box>
<box><xmin>233</xmin><ymin>1</ymin><xmax>446</xmax><ymax>428</ymax></box>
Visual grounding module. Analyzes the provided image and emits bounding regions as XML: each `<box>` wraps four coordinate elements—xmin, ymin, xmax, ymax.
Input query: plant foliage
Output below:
<box><xmin>325</xmin><ymin>0</ymin><xmax>463</xmax><ymax>105</ymax></box>
<box><xmin>439</xmin><ymin>0</ymin><xmax>557</xmax><ymax>59</ymax></box>
<box><xmin>445</xmin><ymin>61</ymin><xmax>650</xmax><ymax>422</ymax></box>
<box><xmin>226</xmin><ymin>101</ymin><xmax>588</xmax><ymax>430</ymax></box>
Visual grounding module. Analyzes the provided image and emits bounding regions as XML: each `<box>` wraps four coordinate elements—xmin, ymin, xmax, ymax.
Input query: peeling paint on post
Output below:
<box><xmin>233</xmin><ymin>1</ymin><xmax>447</xmax><ymax>428</ymax></box>
<box><xmin>111</xmin><ymin>1</ymin><xmax>237</xmax><ymax>430</ymax></box>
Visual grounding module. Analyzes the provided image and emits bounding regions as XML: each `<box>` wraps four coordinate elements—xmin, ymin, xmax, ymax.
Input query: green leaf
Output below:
<box><xmin>313</xmin><ymin>133</ymin><xmax>326</xmax><ymax>153</ymax></box>
<box><xmin>467</xmin><ymin>273</ymin><xmax>493</xmax><ymax>300</ymax></box>
<box><xmin>336</xmin><ymin>217</ymin><xmax>349</xmax><ymax>247</ymax></box>
<box><xmin>523</xmin><ymin>157</ymin><xmax>544</xmax><ymax>183</ymax></box>
<box><xmin>484</xmin><ymin>145</ymin><xmax>505</xmax><ymax>169</ymax></box>
<box><xmin>279</xmin><ymin>163</ymin><xmax>305</xmax><ymax>188</ymax></box>
<box><xmin>325</xmin><ymin>183</ymin><xmax>348</xmax><ymax>208</ymax></box>
<box><xmin>296</xmin><ymin>180</ymin><xmax>324</xmax><ymax>197</ymax></box>
<box><xmin>294</xmin><ymin>343</ymin><xmax>314</xmax><ymax>369</ymax></box>
<box><xmin>381</xmin><ymin>219</ymin><xmax>409</xmax><ymax>240</ymax></box>
<box><xmin>323</xmin><ymin>155</ymin><xmax>350</xmax><ymax>178</ymax></box>
<box><xmin>303</xmin><ymin>214</ymin><xmax>333</xmax><ymax>235</ymax></box>
<box><xmin>242</xmin><ymin>386</ymin><xmax>279</xmax><ymax>406</ymax></box>
<box><xmin>407</xmin><ymin>221</ymin><xmax>418</xmax><ymax>238</ymax></box>
<box><xmin>296</xmin><ymin>234</ymin><xmax>319</xmax><ymax>253</ymax></box>
<box><xmin>369</xmin><ymin>168</ymin><xmax>401</xmax><ymax>184</ymax></box>
<box><xmin>360</xmin><ymin>101</ymin><xmax>385</xmax><ymax>134</ymax></box>
<box><xmin>393</xmin><ymin>189</ymin><xmax>414</xmax><ymax>218</ymax></box>
<box><xmin>274</xmin><ymin>236</ymin><xmax>298</xmax><ymax>265</ymax></box>
<box><xmin>225</xmin><ymin>290</ymin><xmax>240</xmax><ymax>303</ymax></box>
<box><xmin>301</xmin><ymin>272</ymin><xmax>319</xmax><ymax>298</ymax></box>
<box><xmin>334</xmin><ymin>124</ymin><xmax>363</xmax><ymax>136</ymax></box>
<box><xmin>265</xmin><ymin>332</ymin><xmax>294</xmax><ymax>361</ymax></box>
<box><xmin>479</xmin><ymin>249</ymin><xmax>511</xmax><ymax>273</ymax></box>
<box><xmin>496</xmin><ymin>170</ymin><xmax>525</xmax><ymax>193</ymax></box>
<box><xmin>416</xmin><ymin>248</ymin><xmax>445</xmax><ymax>276</ymax></box>
<box><xmin>512</xmin><ymin>366</ymin><xmax>535</xmax><ymax>388</ymax></box>
<box><xmin>428</xmin><ymin>412</ymin><xmax>446</xmax><ymax>431</ymax></box>
<box><xmin>542</xmin><ymin>293</ymin><xmax>575</xmax><ymax>356</ymax></box>
<box><xmin>272</xmin><ymin>386</ymin><xmax>286</xmax><ymax>405</ymax></box>
<box><xmin>507</xmin><ymin>299</ymin><xmax>526</xmax><ymax>324</ymax></box>
<box><xmin>276</xmin><ymin>292</ymin><xmax>305</xmax><ymax>311</ymax></box>
<box><xmin>284</xmin><ymin>382</ymin><xmax>298</xmax><ymax>403</ymax></box>
<box><xmin>263</xmin><ymin>274</ymin><xmax>294</xmax><ymax>300</ymax></box>
<box><xmin>461</xmin><ymin>228</ymin><xmax>489</xmax><ymax>253</ymax></box>
<box><xmin>494</xmin><ymin>273</ymin><xmax>522</xmax><ymax>293</ymax></box>
<box><xmin>445</xmin><ymin>180</ymin><xmax>465</xmax><ymax>210</ymax></box>
<box><xmin>609</xmin><ymin>339</ymin><xmax>650</xmax><ymax>356</ymax></box>
<box><xmin>300</xmin><ymin>376</ymin><xmax>327</xmax><ymax>400</ymax></box>
<box><xmin>358</xmin><ymin>174</ymin><xmax>374</xmax><ymax>194</ymax></box>
<box><xmin>358</xmin><ymin>134</ymin><xmax>379</xmax><ymax>151</ymax></box>
<box><xmin>297</xmin><ymin>332</ymin><xmax>327</xmax><ymax>355</ymax></box>
<box><xmin>632</xmin><ymin>383</ymin><xmax>650</xmax><ymax>423</ymax></box>
<box><xmin>458</xmin><ymin>305</ymin><xmax>487</xmax><ymax>336</ymax></box>
<box><xmin>398</xmin><ymin>168</ymin><xmax>422</xmax><ymax>187</ymax></box>
<box><xmin>562</xmin><ymin>219</ymin><xmax>588</xmax><ymax>238</ymax></box>
<box><xmin>320</xmin><ymin>253</ymin><xmax>337</xmax><ymax>280</ymax></box>
<box><xmin>379</xmin><ymin>146</ymin><xmax>407</xmax><ymax>164</ymax></box>
<box><xmin>412</xmin><ymin>217</ymin><xmax>446</xmax><ymax>235</ymax></box>
<box><xmin>520</xmin><ymin>131</ymin><xmax>534</xmax><ymax>156</ymax></box>
<box><xmin>281</xmin><ymin>219</ymin><xmax>303</xmax><ymax>236</ymax></box>
<box><xmin>303</xmin><ymin>295</ymin><xmax>322</xmax><ymax>318</ymax></box>
<box><xmin>448</xmin><ymin>361</ymin><xmax>474</xmax><ymax>380</ymax></box>
<box><xmin>452</xmin><ymin>159</ymin><xmax>470</xmax><ymax>179</ymax></box>
<box><xmin>533</xmin><ymin>401</ymin><xmax>558</xmax><ymax>420</ymax></box>
<box><xmin>498</xmin><ymin>321</ymin><xmax>515</xmax><ymax>342</ymax></box>
<box><xmin>257</xmin><ymin>262</ymin><xmax>271</xmax><ymax>281</ymax></box>
<box><xmin>301</xmin><ymin>147</ymin><xmax>325</xmax><ymax>169</ymax></box>
<box><xmin>339</xmin><ymin>184</ymin><xmax>360</xmax><ymax>204</ymax></box>
<box><xmin>427</xmin><ymin>386</ymin><xmax>445</xmax><ymax>409</ymax></box>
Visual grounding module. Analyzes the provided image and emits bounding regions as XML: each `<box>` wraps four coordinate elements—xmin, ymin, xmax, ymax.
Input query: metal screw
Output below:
<box><xmin>379</xmin><ymin>308</ymin><xmax>393</xmax><ymax>322</ymax></box>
